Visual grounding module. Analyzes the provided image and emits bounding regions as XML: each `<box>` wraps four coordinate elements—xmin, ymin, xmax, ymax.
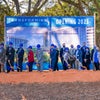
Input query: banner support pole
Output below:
<box><xmin>94</xmin><ymin>13</ymin><xmax>96</xmax><ymax>46</ymax></box>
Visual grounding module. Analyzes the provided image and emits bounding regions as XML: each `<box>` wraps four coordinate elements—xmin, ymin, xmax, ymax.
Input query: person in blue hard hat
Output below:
<box><xmin>81</xmin><ymin>42</ymin><xmax>89</xmax><ymax>66</ymax></box>
<box><xmin>27</xmin><ymin>46</ymin><xmax>34</xmax><ymax>72</ymax></box>
<box><xmin>84</xmin><ymin>47</ymin><xmax>91</xmax><ymax>70</ymax></box>
<box><xmin>53</xmin><ymin>45</ymin><xmax>59</xmax><ymax>71</ymax></box>
<box><xmin>16</xmin><ymin>43</ymin><xmax>24</xmax><ymax>72</ymax></box>
<box><xmin>50</xmin><ymin>44</ymin><xmax>57</xmax><ymax>71</ymax></box>
<box><xmin>36</xmin><ymin>44</ymin><xmax>43</xmax><ymax>72</ymax></box>
<box><xmin>6</xmin><ymin>42</ymin><xmax>15</xmax><ymax>73</ymax></box>
<box><xmin>75</xmin><ymin>45</ymin><xmax>82</xmax><ymax>69</ymax></box>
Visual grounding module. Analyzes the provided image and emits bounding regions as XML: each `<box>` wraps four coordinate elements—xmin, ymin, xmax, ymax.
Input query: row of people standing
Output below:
<box><xmin>0</xmin><ymin>42</ymin><xmax>43</xmax><ymax>73</ymax></box>
<box><xmin>0</xmin><ymin>41</ymin><xmax>100</xmax><ymax>73</ymax></box>
<box><xmin>59</xmin><ymin>42</ymin><xmax>100</xmax><ymax>71</ymax></box>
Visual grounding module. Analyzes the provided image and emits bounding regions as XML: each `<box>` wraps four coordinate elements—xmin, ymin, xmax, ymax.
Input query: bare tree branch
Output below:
<box><xmin>78</xmin><ymin>0</ymin><xmax>86</xmax><ymax>15</ymax></box>
<box><xmin>24</xmin><ymin>0</ymin><xmax>48</xmax><ymax>16</ymax></box>
<box><xmin>3</xmin><ymin>0</ymin><xmax>11</xmax><ymax>12</ymax></box>
<box><xmin>12</xmin><ymin>0</ymin><xmax>20</xmax><ymax>14</ymax></box>
<box><xmin>61</xmin><ymin>0</ymin><xmax>86</xmax><ymax>15</ymax></box>
<box><xmin>28</xmin><ymin>0</ymin><xmax>31</xmax><ymax>13</ymax></box>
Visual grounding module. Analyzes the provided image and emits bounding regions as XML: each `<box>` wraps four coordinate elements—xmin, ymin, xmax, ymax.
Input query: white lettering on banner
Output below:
<box><xmin>64</xmin><ymin>18</ymin><xmax>76</xmax><ymax>24</ymax></box>
<box><xmin>7</xmin><ymin>18</ymin><xmax>16</xmax><ymax>24</ymax></box>
<box><xmin>56</xmin><ymin>19</ymin><xmax>62</xmax><ymax>24</ymax></box>
<box><xmin>56</xmin><ymin>18</ymin><xmax>90</xmax><ymax>25</ymax></box>
<box><xmin>6</xmin><ymin>17</ymin><xmax>48</xmax><ymax>24</ymax></box>
<box><xmin>56</xmin><ymin>18</ymin><xmax>76</xmax><ymax>25</ymax></box>
<box><xmin>78</xmin><ymin>19</ymin><xmax>89</xmax><ymax>25</ymax></box>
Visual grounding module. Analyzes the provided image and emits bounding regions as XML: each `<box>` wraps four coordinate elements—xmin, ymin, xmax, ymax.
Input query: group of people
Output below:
<box><xmin>50</xmin><ymin>42</ymin><xmax>100</xmax><ymax>71</ymax></box>
<box><xmin>0</xmin><ymin>42</ymin><xmax>43</xmax><ymax>73</ymax></box>
<box><xmin>0</xmin><ymin>41</ymin><xmax>100</xmax><ymax>73</ymax></box>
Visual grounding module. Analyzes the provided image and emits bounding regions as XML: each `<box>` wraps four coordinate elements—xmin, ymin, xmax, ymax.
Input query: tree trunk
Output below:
<box><xmin>12</xmin><ymin>0</ymin><xmax>20</xmax><ymax>14</ymax></box>
<box><xmin>28</xmin><ymin>0</ymin><xmax>31</xmax><ymax>13</ymax></box>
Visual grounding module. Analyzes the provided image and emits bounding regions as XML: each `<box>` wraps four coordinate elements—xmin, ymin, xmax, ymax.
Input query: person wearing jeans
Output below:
<box><xmin>36</xmin><ymin>44</ymin><xmax>43</xmax><ymax>72</ymax></box>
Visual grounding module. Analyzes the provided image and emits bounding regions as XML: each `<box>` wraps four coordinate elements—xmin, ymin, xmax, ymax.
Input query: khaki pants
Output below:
<box><xmin>75</xmin><ymin>59</ymin><xmax>82</xmax><ymax>70</ymax></box>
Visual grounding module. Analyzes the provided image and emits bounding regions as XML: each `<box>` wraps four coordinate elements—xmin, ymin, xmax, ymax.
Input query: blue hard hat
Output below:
<box><xmin>51</xmin><ymin>44</ymin><xmax>54</xmax><ymax>47</ymax></box>
<box><xmin>19</xmin><ymin>43</ymin><xmax>23</xmax><ymax>47</ymax></box>
<box><xmin>65</xmin><ymin>47</ymin><xmax>69</xmax><ymax>52</ymax></box>
<box><xmin>9</xmin><ymin>42</ymin><xmax>13</xmax><ymax>45</ymax></box>
<box><xmin>77</xmin><ymin>45</ymin><xmax>81</xmax><ymax>49</ymax></box>
<box><xmin>28</xmin><ymin>46</ymin><xmax>32</xmax><ymax>49</ymax></box>
<box><xmin>54</xmin><ymin>45</ymin><xmax>57</xmax><ymax>48</ymax></box>
<box><xmin>37</xmin><ymin>44</ymin><xmax>41</xmax><ymax>48</ymax></box>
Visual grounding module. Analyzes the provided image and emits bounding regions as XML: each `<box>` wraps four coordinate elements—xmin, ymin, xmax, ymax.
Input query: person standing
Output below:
<box><xmin>92</xmin><ymin>46</ymin><xmax>100</xmax><ymax>70</ymax></box>
<box><xmin>75</xmin><ymin>45</ymin><xmax>82</xmax><ymax>69</ymax></box>
<box><xmin>6</xmin><ymin>42</ymin><xmax>15</xmax><ymax>73</ymax></box>
<box><xmin>84</xmin><ymin>47</ymin><xmax>91</xmax><ymax>70</ymax></box>
<box><xmin>63</xmin><ymin>47</ymin><xmax>70</xmax><ymax>69</ymax></box>
<box><xmin>53</xmin><ymin>45</ymin><xmax>59</xmax><ymax>71</ymax></box>
<box><xmin>0</xmin><ymin>43</ymin><xmax>6</xmax><ymax>72</ymax></box>
<box><xmin>27</xmin><ymin>46</ymin><xmax>34</xmax><ymax>72</ymax></box>
<box><xmin>81</xmin><ymin>42</ymin><xmax>88</xmax><ymax>66</ymax></box>
<box><xmin>69</xmin><ymin>44</ymin><xmax>76</xmax><ymax>69</ymax></box>
<box><xmin>91</xmin><ymin>46</ymin><xmax>97</xmax><ymax>61</ymax></box>
<box><xmin>60</xmin><ymin>43</ymin><xmax>66</xmax><ymax>70</ymax></box>
<box><xmin>36</xmin><ymin>44</ymin><xmax>43</xmax><ymax>72</ymax></box>
<box><xmin>16</xmin><ymin>43</ymin><xmax>24</xmax><ymax>72</ymax></box>
<box><xmin>50</xmin><ymin>44</ymin><xmax>57</xmax><ymax>71</ymax></box>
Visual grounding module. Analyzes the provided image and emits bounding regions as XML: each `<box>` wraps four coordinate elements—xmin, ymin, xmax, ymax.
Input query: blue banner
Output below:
<box><xmin>5</xmin><ymin>16</ymin><xmax>49</xmax><ymax>27</ymax></box>
<box><xmin>5</xmin><ymin>16</ymin><xmax>95</xmax><ymax>70</ymax></box>
<box><xmin>5</xmin><ymin>16</ymin><xmax>94</xmax><ymax>48</ymax></box>
<box><xmin>51</xmin><ymin>16</ymin><xmax>94</xmax><ymax>27</ymax></box>
<box><xmin>5</xmin><ymin>16</ymin><xmax>94</xmax><ymax>27</ymax></box>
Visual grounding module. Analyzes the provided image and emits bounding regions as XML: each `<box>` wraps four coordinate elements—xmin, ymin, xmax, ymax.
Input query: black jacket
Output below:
<box><xmin>6</xmin><ymin>47</ymin><xmax>15</xmax><ymax>61</ymax></box>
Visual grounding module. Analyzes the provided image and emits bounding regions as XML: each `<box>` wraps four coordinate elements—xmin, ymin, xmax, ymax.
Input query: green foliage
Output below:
<box><xmin>0</xmin><ymin>4</ymin><xmax>15</xmax><ymax>42</ymax></box>
<box><xmin>38</xmin><ymin>3</ymin><xmax>80</xmax><ymax>16</ymax></box>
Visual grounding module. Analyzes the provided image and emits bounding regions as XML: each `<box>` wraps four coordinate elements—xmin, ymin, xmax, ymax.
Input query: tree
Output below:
<box><xmin>38</xmin><ymin>3</ymin><xmax>80</xmax><ymax>16</ymax></box>
<box><xmin>0</xmin><ymin>3</ymin><xmax>15</xmax><ymax>42</ymax></box>
<box><xmin>2</xmin><ymin>0</ymin><xmax>48</xmax><ymax>15</ymax></box>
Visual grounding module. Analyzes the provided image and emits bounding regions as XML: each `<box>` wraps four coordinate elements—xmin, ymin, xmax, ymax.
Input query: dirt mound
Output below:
<box><xmin>0</xmin><ymin>70</ymin><xmax>100</xmax><ymax>84</ymax></box>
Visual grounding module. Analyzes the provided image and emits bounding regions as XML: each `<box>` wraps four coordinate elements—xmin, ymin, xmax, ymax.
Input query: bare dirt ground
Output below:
<box><xmin>0</xmin><ymin>70</ymin><xmax>100</xmax><ymax>83</ymax></box>
<box><xmin>0</xmin><ymin>70</ymin><xmax>100</xmax><ymax>100</ymax></box>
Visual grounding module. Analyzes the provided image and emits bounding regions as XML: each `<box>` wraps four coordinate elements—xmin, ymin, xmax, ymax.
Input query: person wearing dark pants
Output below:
<box><xmin>53</xmin><ymin>45</ymin><xmax>59</xmax><ymax>71</ymax></box>
<box><xmin>27</xmin><ymin>46</ymin><xmax>34</xmax><ymax>72</ymax></box>
<box><xmin>92</xmin><ymin>46</ymin><xmax>100</xmax><ymax>70</ymax></box>
<box><xmin>28</xmin><ymin>62</ymin><xmax>34</xmax><ymax>72</ymax></box>
<box><xmin>16</xmin><ymin>43</ymin><xmax>24</xmax><ymax>72</ymax></box>
<box><xmin>50</xmin><ymin>44</ymin><xmax>57</xmax><ymax>71</ymax></box>
<box><xmin>84</xmin><ymin>47</ymin><xmax>91</xmax><ymax>70</ymax></box>
<box><xmin>60</xmin><ymin>43</ymin><xmax>66</xmax><ymax>70</ymax></box>
<box><xmin>94</xmin><ymin>62</ymin><xmax>99</xmax><ymax>70</ymax></box>
<box><xmin>6</xmin><ymin>42</ymin><xmax>15</xmax><ymax>73</ymax></box>
<box><xmin>81</xmin><ymin>42</ymin><xmax>88</xmax><ymax>66</ymax></box>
